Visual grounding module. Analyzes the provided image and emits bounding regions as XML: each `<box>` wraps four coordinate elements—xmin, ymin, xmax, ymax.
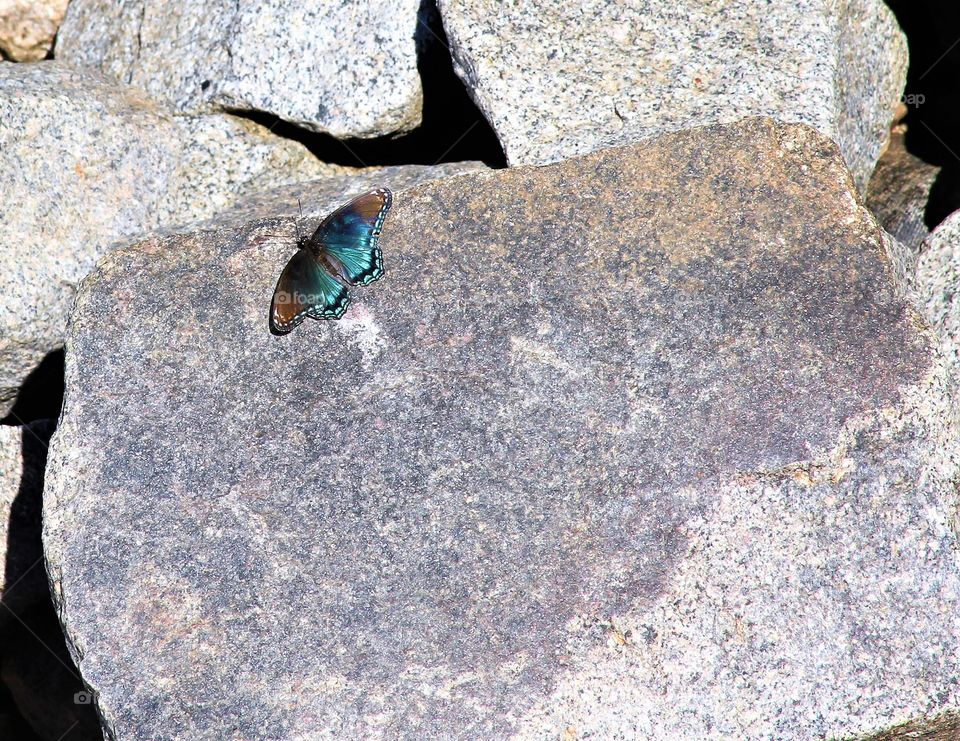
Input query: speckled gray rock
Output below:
<box><xmin>44</xmin><ymin>119</ymin><xmax>959</xmax><ymax>740</ymax></box>
<box><xmin>0</xmin><ymin>0</ymin><xmax>67</xmax><ymax>61</ymax></box>
<box><xmin>56</xmin><ymin>0</ymin><xmax>424</xmax><ymax>138</ymax></box>
<box><xmin>439</xmin><ymin>0</ymin><xmax>906</xmax><ymax>191</ymax></box>
<box><xmin>0</xmin><ymin>62</ymin><xmax>339</xmax><ymax>417</ymax></box>
<box><xmin>867</xmin><ymin>128</ymin><xmax>941</xmax><ymax>251</ymax></box>
<box><xmin>917</xmin><ymin>211</ymin><xmax>960</xmax><ymax>386</ymax></box>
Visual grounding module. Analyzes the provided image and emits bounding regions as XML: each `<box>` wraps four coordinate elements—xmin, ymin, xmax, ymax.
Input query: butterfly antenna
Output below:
<box><xmin>295</xmin><ymin>197</ymin><xmax>304</xmax><ymax>244</ymax></box>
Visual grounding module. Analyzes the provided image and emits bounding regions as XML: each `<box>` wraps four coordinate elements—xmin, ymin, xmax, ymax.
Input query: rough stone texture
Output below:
<box><xmin>0</xmin><ymin>62</ymin><xmax>339</xmax><ymax>417</ymax></box>
<box><xmin>43</xmin><ymin>119</ymin><xmax>959</xmax><ymax>739</ymax></box>
<box><xmin>439</xmin><ymin>0</ymin><xmax>907</xmax><ymax>191</ymax></box>
<box><xmin>867</xmin><ymin>128</ymin><xmax>941</xmax><ymax>251</ymax></box>
<box><xmin>916</xmin><ymin>211</ymin><xmax>960</xmax><ymax>389</ymax></box>
<box><xmin>56</xmin><ymin>0</ymin><xmax>424</xmax><ymax>138</ymax></box>
<box><xmin>0</xmin><ymin>0</ymin><xmax>67</xmax><ymax>61</ymax></box>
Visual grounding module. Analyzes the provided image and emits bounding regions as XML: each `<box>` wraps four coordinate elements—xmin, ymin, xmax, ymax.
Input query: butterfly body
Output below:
<box><xmin>270</xmin><ymin>188</ymin><xmax>392</xmax><ymax>334</ymax></box>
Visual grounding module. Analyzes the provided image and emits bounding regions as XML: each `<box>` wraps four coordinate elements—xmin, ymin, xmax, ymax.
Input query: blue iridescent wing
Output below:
<box><xmin>270</xmin><ymin>248</ymin><xmax>350</xmax><ymax>334</ymax></box>
<box><xmin>310</xmin><ymin>188</ymin><xmax>392</xmax><ymax>286</ymax></box>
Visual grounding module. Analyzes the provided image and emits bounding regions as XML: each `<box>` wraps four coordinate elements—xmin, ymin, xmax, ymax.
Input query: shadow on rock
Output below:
<box><xmin>0</xmin><ymin>422</ymin><xmax>102</xmax><ymax>741</ymax></box>
<box><xmin>0</xmin><ymin>351</ymin><xmax>64</xmax><ymax>427</ymax></box>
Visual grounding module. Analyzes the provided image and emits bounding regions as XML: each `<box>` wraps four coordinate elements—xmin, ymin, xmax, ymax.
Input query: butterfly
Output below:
<box><xmin>270</xmin><ymin>188</ymin><xmax>393</xmax><ymax>334</ymax></box>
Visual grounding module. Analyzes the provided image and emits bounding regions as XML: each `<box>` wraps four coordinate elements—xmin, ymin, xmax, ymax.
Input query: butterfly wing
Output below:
<box><xmin>310</xmin><ymin>188</ymin><xmax>392</xmax><ymax>286</ymax></box>
<box><xmin>270</xmin><ymin>248</ymin><xmax>350</xmax><ymax>334</ymax></box>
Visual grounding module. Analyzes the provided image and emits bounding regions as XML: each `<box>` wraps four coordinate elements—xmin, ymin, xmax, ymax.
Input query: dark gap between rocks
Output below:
<box><xmin>885</xmin><ymin>0</ymin><xmax>960</xmax><ymax>230</ymax></box>
<box><xmin>228</xmin><ymin>0</ymin><xmax>506</xmax><ymax>169</ymax></box>
<box><xmin>1</xmin><ymin>423</ymin><xmax>102</xmax><ymax>741</ymax></box>
<box><xmin>925</xmin><ymin>169</ymin><xmax>960</xmax><ymax>231</ymax></box>
<box><xmin>0</xmin><ymin>679</ymin><xmax>42</xmax><ymax>741</ymax></box>
<box><xmin>0</xmin><ymin>350</ymin><xmax>65</xmax><ymax>427</ymax></box>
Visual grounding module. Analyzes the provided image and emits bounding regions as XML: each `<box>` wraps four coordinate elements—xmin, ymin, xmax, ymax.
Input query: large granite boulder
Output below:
<box><xmin>439</xmin><ymin>0</ymin><xmax>907</xmax><ymax>192</ymax></box>
<box><xmin>56</xmin><ymin>0</ymin><xmax>425</xmax><ymax>138</ymax></box>
<box><xmin>0</xmin><ymin>62</ymin><xmax>339</xmax><ymax>417</ymax></box>
<box><xmin>44</xmin><ymin>118</ymin><xmax>960</xmax><ymax>739</ymax></box>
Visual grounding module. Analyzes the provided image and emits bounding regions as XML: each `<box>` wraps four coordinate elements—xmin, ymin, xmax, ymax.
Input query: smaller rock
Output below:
<box><xmin>57</xmin><ymin>0</ymin><xmax>426</xmax><ymax>137</ymax></box>
<box><xmin>0</xmin><ymin>0</ymin><xmax>67</xmax><ymax>61</ymax></box>
<box><xmin>152</xmin><ymin>114</ymin><xmax>350</xmax><ymax>227</ymax></box>
<box><xmin>439</xmin><ymin>0</ymin><xmax>906</xmax><ymax>191</ymax></box>
<box><xmin>866</xmin><ymin>127</ymin><xmax>941</xmax><ymax>251</ymax></box>
<box><xmin>916</xmin><ymin>210</ymin><xmax>960</xmax><ymax>388</ymax></box>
